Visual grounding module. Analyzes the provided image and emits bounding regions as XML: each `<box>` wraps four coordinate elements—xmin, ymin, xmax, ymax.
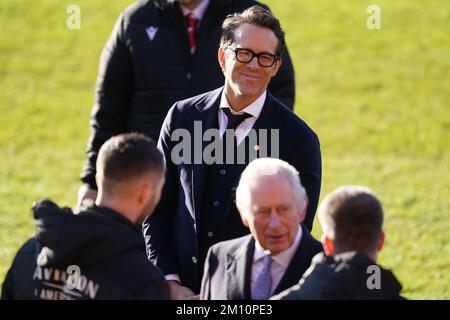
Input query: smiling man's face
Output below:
<box><xmin>218</xmin><ymin>23</ymin><xmax>282</xmax><ymax>109</ymax></box>
<box><xmin>241</xmin><ymin>174</ymin><xmax>305</xmax><ymax>255</ymax></box>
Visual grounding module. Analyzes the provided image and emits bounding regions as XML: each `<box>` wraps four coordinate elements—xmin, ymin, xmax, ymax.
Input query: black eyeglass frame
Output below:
<box><xmin>227</xmin><ymin>47</ymin><xmax>280</xmax><ymax>68</ymax></box>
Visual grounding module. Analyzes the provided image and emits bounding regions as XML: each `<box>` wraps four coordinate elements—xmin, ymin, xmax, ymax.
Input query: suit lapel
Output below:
<box><xmin>251</xmin><ymin>91</ymin><xmax>279</xmax><ymax>132</ymax></box>
<box><xmin>249</xmin><ymin>92</ymin><xmax>282</xmax><ymax>162</ymax></box>
<box><xmin>192</xmin><ymin>88</ymin><xmax>223</xmax><ymax>223</ymax></box>
<box><xmin>273</xmin><ymin>225</ymin><xmax>315</xmax><ymax>294</ymax></box>
<box><xmin>225</xmin><ymin>237</ymin><xmax>254</xmax><ymax>300</ymax></box>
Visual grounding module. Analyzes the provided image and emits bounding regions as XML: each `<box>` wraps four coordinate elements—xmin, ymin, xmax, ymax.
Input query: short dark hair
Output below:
<box><xmin>318</xmin><ymin>186</ymin><xmax>384</xmax><ymax>253</ymax></box>
<box><xmin>97</xmin><ymin>133</ymin><xmax>164</xmax><ymax>190</ymax></box>
<box><xmin>220</xmin><ymin>5</ymin><xmax>286</xmax><ymax>56</ymax></box>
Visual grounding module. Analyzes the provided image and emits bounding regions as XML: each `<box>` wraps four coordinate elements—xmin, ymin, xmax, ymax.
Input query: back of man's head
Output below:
<box><xmin>318</xmin><ymin>185</ymin><xmax>384</xmax><ymax>258</ymax></box>
<box><xmin>96</xmin><ymin>133</ymin><xmax>164</xmax><ymax>196</ymax></box>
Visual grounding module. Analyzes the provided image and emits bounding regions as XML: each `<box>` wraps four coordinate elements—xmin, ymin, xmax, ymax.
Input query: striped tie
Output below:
<box><xmin>186</xmin><ymin>13</ymin><xmax>198</xmax><ymax>54</ymax></box>
<box><xmin>252</xmin><ymin>255</ymin><xmax>273</xmax><ymax>300</ymax></box>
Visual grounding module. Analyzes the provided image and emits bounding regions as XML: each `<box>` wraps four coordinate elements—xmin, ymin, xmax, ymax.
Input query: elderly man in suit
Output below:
<box><xmin>200</xmin><ymin>158</ymin><xmax>322</xmax><ymax>300</ymax></box>
<box><xmin>143</xmin><ymin>6</ymin><xmax>321</xmax><ymax>298</ymax></box>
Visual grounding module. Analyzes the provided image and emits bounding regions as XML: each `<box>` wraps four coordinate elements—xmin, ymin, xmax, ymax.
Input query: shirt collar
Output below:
<box><xmin>219</xmin><ymin>90</ymin><xmax>266</xmax><ymax>118</ymax></box>
<box><xmin>253</xmin><ymin>225</ymin><xmax>303</xmax><ymax>268</ymax></box>
<box><xmin>179</xmin><ymin>0</ymin><xmax>210</xmax><ymax>20</ymax></box>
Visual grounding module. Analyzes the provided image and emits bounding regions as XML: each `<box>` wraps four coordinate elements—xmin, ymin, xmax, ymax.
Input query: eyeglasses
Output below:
<box><xmin>228</xmin><ymin>47</ymin><xmax>279</xmax><ymax>68</ymax></box>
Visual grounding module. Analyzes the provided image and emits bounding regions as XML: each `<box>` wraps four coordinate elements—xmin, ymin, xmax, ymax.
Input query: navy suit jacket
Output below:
<box><xmin>200</xmin><ymin>225</ymin><xmax>323</xmax><ymax>300</ymax></box>
<box><xmin>143</xmin><ymin>87</ymin><xmax>321</xmax><ymax>292</ymax></box>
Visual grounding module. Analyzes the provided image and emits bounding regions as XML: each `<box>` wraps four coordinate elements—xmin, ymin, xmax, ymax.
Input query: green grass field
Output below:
<box><xmin>0</xmin><ymin>0</ymin><xmax>448</xmax><ymax>299</ymax></box>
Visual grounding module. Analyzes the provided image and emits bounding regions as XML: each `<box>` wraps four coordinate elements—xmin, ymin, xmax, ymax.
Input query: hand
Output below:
<box><xmin>167</xmin><ymin>280</ymin><xmax>196</xmax><ymax>300</ymax></box>
<box><xmin>77</xmin><ymin>184</ymin><xmax>98</xmax><ymax>210</ymax></box>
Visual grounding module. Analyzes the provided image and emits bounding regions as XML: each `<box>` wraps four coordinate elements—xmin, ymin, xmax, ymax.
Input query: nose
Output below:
<box><xmin>246</xmin><ymin>55</ymin><xmax>260</xmax><ymax>70</ymax></box>
<box><xmin>267</xmin><ymin>210</ymin><xmax>282</xmax><ymax>229</ymax></box>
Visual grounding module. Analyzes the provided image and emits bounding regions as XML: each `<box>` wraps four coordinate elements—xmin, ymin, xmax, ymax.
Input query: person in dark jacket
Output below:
<box><xmin>1</xmin><ymin>133</ymin><xmax>169</xmax><ymax>300</ymax></box>
<box><xmin>272</xmin><ymin>185</ymin><xmax>404</xmax><ymax>300</ymax></box>
<box><xmin>78</xmin><ymin>0</ymin><xmax>296</xmax><ymax>206</ymax></box>
<box><xmin>200</xmin><ymin>158</ymin><xmax>322</xmax><ymax>300</ymax></box>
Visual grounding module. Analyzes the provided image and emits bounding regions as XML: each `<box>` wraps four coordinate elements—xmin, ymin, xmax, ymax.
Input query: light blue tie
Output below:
<box><xmin>252</xmin><ymin>255</ymin><xmax>272</xmax><ymax>300</ymax></box>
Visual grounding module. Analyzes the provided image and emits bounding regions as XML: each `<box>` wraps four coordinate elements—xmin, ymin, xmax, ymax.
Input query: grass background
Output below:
<box><xmin>0</xmin><ymin>0</ymin><xmax>448</xmax><ymax>299</ymax></box>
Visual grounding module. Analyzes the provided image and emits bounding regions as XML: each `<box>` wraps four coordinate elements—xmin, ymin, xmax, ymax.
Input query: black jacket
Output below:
<box><xmin>200</xmin><ymin>225</ymin><xmax>322</xmax><ymax>300</ymax></box>
<box><xmin>1</xmin><ymin>200</ymin><xmax>169</xmax><ymax>300</ymax></box>
<box><xmin>272</xmin><ymin>251</ymin><xmax>404</xmax><ymax>300</ymax></box>
<box><xmin>81</xmin><ymin>0</ymin><xmax>296</xmax><ymax>189</ymax></box>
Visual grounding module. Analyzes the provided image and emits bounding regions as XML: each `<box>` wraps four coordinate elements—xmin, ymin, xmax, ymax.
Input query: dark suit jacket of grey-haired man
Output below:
<box><xmin>201</xmin><ymin>225</ymin><xmax>322</xmax><ymax>299</ymax></box>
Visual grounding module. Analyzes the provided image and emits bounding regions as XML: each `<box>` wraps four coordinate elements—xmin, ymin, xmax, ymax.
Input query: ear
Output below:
<box><xmin>137</xmin><ymin>180</ymin><xmax>153</xmax><ymax>205</ymax></box>
<box><xmin>321</xmin><ymin>234</ymin><xmax>334</xmax><ymax>256</ymax></box>
<box><xmin>237</xmin><ymin>206</ymin><xmax>250</xmax><ymax>228</ymax></box>
<box><xmin>376</xmin><ymin>231</ymin><xmax>385</xmax><ymax>252</ymax></box>
<box><xmin>218</xmin><ymin>47</ymin><xmax>226</xmax><ymax>72</ymax></box>
<box><xmin>298</xmin><ymin>198</ymin><xmax>308</xmax><ymax>223</ymax></box>
<box><xmin>95</xmin><ymin>173</ymin><xmax>100</xmax><ymax>189</ymax></box>
<box><xmin>271</xmin><ymin>57</ymin><xmax>282</xmax><ymax>77</ymax></box>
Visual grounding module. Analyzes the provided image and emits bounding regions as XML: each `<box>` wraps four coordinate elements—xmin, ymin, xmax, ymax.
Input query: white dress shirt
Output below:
<box><xmin>251</xmin><ymin>226</ymin><xmax>303</xmax><ymax>296</ymax></box>
<box><xmin>218</xmin><ymin>90</ymin><xmax>266</xmax><ymax>145</ymax></box>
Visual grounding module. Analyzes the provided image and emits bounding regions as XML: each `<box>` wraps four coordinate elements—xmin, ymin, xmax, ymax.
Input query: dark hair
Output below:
<box><xmin>97</xmin><ymin>133</ymin><xmax>164</xmax><ymax>189</ymax></box>
<box><xmin>220</xmin><ymin>5</ymin><xmax>286</xmax><ymax>56</ymax></box>
<box><xmin>319</xmin><ymin>186</ymin><xmax>384</xmax><ymax>253</ymax></box>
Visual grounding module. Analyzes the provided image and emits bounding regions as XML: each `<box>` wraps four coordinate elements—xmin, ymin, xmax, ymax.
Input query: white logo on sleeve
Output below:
<box><xmin>145</xmin><ymin>26</ymin><xmax>158</xmax><ymax>41</ymax></box>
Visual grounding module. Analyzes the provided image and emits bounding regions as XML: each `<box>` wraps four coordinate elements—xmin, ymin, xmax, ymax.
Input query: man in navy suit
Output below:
<box><xmin>143</xmin><ymin>6</ymin><xmax>321</xmax><ymax>298</ymax></box>
<box><xmin>200</xmin><ymin>158</ymin><xmax>322</xmax><ymax>300</ymax></box>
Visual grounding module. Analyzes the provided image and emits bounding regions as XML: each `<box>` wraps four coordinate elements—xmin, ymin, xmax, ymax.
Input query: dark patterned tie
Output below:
<box><xmin>221</xmin><ymin>108</ymin><xmax>252</xmax><ymax>163</ymax></box>
<box><xmin>222</xmin><ymin>108</ymin><xmax>252</xmax><ymax>130</ymax></box>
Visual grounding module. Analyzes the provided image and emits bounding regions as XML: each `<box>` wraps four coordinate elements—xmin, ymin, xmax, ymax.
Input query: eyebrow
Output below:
<box><xmin>234</xmin><ymin>47</ymin><xmax>277</xmax><ymax>56</ymax></box>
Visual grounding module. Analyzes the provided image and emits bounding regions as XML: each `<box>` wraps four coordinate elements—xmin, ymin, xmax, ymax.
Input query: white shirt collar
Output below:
<box><xmin>219</xmin><ymin>90</ymin><xmax>266</xmax><ymax>118</ymax></box>
<box><xmin>179</xmin><ymin>0</ymin><xmax>210</xmax><ymax>20</ymax></box>
<box><xmin>253</xmin><ymin>225</ymin><xmax>303</xmax><ymax>268</ymax></box>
